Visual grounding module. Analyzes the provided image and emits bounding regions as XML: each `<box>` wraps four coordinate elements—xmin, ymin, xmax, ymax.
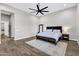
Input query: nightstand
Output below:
<box><xmin>62</xmin><ymin>34</ymin><xmax>69</xmax><ymax>41</ymax></box>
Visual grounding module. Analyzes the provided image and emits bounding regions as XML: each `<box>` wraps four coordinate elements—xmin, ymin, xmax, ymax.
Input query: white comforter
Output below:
<box><xmin>37</xmin><ymin>31</ymin><xmax>62</xmax><ymax>42</ymax></box>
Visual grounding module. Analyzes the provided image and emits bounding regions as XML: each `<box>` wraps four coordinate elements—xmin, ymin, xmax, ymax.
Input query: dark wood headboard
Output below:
<box><xmin>46</xmin><ymin>26</ymin><xmax>62</xmax><ymax>33</ymax></box>
<box><xmin>46</xmin><ymin>26</ymin><xmax>53</xmax><ymax>31</ymax></box>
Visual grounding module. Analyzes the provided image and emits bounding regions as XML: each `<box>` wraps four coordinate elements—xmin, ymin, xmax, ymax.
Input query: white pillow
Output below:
<box><xmin>46</xmin><ymin>29</ymin><xmax>52</xmax><ymax>32</ymax></box>
<box><xmin>53</xmin><ymin>30</ymin><xmax>62</xmax><ymax>36</ymax></box>
<box><xmin>53</xmin><ymin>30</ymin><xmax>60</xmax><ymax>33</ymax></box>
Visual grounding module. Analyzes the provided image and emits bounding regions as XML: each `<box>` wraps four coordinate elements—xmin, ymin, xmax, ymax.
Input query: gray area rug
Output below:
<box><xmin>26</xmin><ymin>39</ymin><xmax>68</xmax><ymax>56</ymax></box>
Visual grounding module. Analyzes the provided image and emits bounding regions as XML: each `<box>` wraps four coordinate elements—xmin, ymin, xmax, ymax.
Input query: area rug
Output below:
<box><xmin>26</xmin><ymin>39</ymin><xmax>68</xmax><ymax>56</ymax></box>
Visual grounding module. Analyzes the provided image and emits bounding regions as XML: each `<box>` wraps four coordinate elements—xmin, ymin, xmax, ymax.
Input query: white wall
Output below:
<box><xmin>77</xmin><ymin>4</ymin><xmax>79</xmax><ymax>38</ymax></box>
<box><xmin>0</xmin><ymin>4</ymin><xmax>39</xmax><ymax>40</ymax></box>
<box><xmin>14</xmin><ymin>11</ymin><xmax>39</xmax><ymax>40</ymax></box>
<box><xmin>0</xmin><ymin>11</ymin><xmax>1</xmax><ymax>38</ymax></box>
<box><xmin>77</xmin><ymin>4</ymin><xmax>79</xmax><ymax>44</ymax></box>
<box><xmin>0</xmin><ymin>11</ymin><xmax>1</xmax><ymax>44</ymax></box>
<box><xmin>40</xmin><ymin>7</ymin><xmax>77</xmax><ymax>40</ymax></box>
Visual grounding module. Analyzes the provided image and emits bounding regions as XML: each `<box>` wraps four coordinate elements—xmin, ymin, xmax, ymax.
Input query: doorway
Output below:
<box><xmin>1</xmin><ymin>13</ymin><xmax>11</xmax><ymax>37</ymax></box>
<box><xmin>38</xmin><ymin>24</ymin><xmax>43</xmax><ymax>33</ymax></box>
<box><xmin>1</xmin><ymin>10</ymin><xmax>15</xmax><ymax>41</ymax></box>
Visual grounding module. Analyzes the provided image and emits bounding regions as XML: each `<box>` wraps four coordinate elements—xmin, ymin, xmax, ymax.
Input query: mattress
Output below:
<box><xmin>37</xmin><ymin>31</ymin><xmax>62</xmax><ymax>42</ymax></box>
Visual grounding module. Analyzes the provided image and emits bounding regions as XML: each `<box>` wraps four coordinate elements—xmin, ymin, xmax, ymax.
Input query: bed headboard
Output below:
<box><xmin>46</xmin><ymin>26</ymin><xmax>62</xmax><ymax>33</ymax></box>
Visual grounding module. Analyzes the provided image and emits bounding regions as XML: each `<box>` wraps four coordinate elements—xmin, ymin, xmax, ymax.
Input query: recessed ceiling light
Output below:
<box><xmin>64</xmin><ymin>4</ymin><xmax>67</xmax><ymax>7</ymax></box>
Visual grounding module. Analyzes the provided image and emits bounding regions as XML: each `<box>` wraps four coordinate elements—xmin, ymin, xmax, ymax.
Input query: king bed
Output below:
<box><xmin>36</xmin><ymin>26</ymin><xmax>63</xmax><ymax>44</ymax></box>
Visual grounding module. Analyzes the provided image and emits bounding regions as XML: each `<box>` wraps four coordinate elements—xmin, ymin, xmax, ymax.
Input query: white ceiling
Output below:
<box><xmin>6</xmin><ymin>3</ymin><xmax>77</xmax><ymax>16</ymax></box>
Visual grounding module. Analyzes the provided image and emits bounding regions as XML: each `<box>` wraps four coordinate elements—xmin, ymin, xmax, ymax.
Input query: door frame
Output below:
<box><xmin>0</xmin><ymin>10</ymin><xmax>15</xmax><ymax>38</ymax></box>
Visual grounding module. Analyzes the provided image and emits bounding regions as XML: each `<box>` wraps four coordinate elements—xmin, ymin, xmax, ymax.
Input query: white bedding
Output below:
<box><xmin>37</xmin><ymin>31</ymin><xmax>62</xmax><ymax>42</ymax></box>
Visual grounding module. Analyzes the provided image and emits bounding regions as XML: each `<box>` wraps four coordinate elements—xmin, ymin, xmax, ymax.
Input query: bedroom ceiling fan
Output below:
<box><xmin>29</xmin><ymin>3</ymin><xmax>49</xmax><ymax>15</ymax></box>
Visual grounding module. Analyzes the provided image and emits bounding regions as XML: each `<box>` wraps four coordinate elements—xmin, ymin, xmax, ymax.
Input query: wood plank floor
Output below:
<box><xmin>0</xmin><ymin>35</ymin><xmax>79</xmax><ymax>56</ymax></box>
<box><xmin>0</xmin><ymin>35</ymin><xmax>49</xmax><ymax>56</ymax></box>
<box><xmin>65</xmin><ymin>40</ymin><xmax>79</xmax><ymax>56</ymax></box>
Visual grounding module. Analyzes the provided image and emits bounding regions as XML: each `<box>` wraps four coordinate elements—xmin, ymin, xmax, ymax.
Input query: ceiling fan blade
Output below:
<box><xmin>41</xmin><ymin>6</ymin><xmax>48</xmax><ymax>11</ymax></box>
<box><xmin>42</xmin><ymin>11</ymin><xmax>49</xmax><ymax>12</ymax></box>
<box><xmin>40</xmin><ymin>12</ymin><xmax>44</xmax><ymax>15</ymax></box>
<box><xmin>29</xmin><ymin>8</ymin><xmax>37</xmax><ymax>11</ymax></box>
<box><xmin>36</xmin><ymin>4</ymin><xmax>40</xmax><ymax>10</ymax></box>
<box><xmin>36</xmin><ymin>12</ymin><xmax>39</xmax><ymax>15</ymax></box>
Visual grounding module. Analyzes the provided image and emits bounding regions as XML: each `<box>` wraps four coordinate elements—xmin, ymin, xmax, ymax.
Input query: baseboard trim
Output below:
<box><xmin>16</xmin><ymin>36</ymin><xmax>36</xmax><ymax>42</ymax></box>
<box><xmin>69</xmin><ymin>39</ymin><xmax>78</xmax><ymax>41</ymax></box>
<box><xmin>3</xmin><ymin>35</ymin><xmax>14</xmax><ymax>39</ymax></box>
